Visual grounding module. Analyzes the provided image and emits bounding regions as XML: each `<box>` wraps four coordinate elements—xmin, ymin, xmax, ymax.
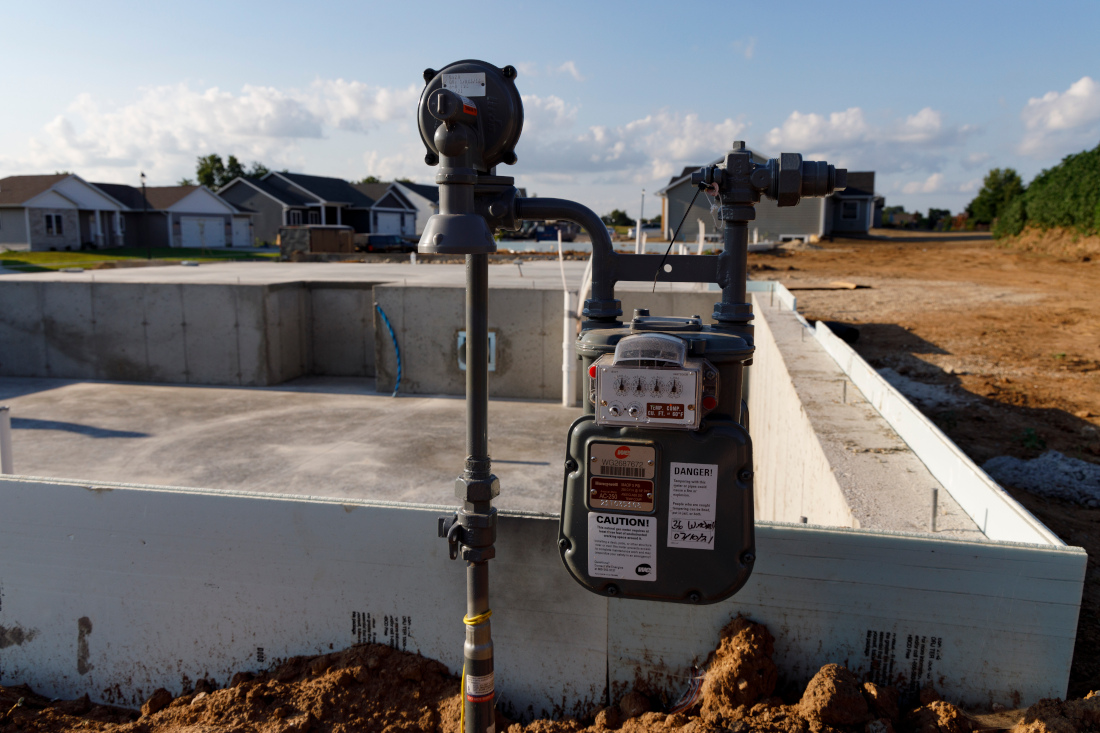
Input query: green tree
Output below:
<box><xmin>966</xmin><ymin>168</ymin><xmax>1025</xmax><ymax>226</ymax></box>
<box><xmin>604</xmin><ymin>209</ymin><xmax>635</xmax><ymax>227</ymax></box>
<box><xmin>224</xmin><ymin>155</ymin><xmax>247</xmax><ymax>183</ymax></box>
<box><xmin>195</xmin><ymin>154</ymin><xmax>226</xmax><ymax>189</ymax></box>
<box><xmin>356</xmin><ymin>175</ymin><xmax>381</xmax><ymax>184</ymax></box>
<box><xmin>195</xmin><ymin>154</ymin><xmax>270</xmax><ymax>189</ymax></box>
<box><xmin>177</xmin><ymin>177</ymin><xmax>196</xmax><ymax>186</ymax></box>
<box><xmin>992</xmin><ymin>196</ymin><xmax>1027</xmax><ymax>238</ymax></box>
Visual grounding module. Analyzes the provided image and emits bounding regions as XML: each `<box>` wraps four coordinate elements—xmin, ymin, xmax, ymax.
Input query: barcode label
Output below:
<box><xmin>603</xmin><ymin>465</ymin><xmax>647</xmax><ymax>477</ymax></box>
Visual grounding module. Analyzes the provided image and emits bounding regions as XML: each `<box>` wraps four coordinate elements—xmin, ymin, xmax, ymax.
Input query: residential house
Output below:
<box><xmin>218</xmin><ymin>172</ymin><xmax>376</xmax><ymax>245</ymax></box>
<box><xmin>827</xmin><ymin>172</ymin><xmax>877</xmax><ymax>235</ymax></box>
<box><xmin>657</xmin><ymin>152</ymin><xmax>880</xmax><ymax>242</ymax></box>
<box><xmin>351</xmin><ymin>182</ymin><xmax>419</xmax><ymax>236</ymax></box>
<box><xmin>391</xmin><ymin>181</ymin><xmax>439</xmax><ymax>235</ymax></box>
<box><xmin>92</xmin><ymin>183</ymin><xmax>251</xmax><ymax>248</ymax></box>
<box><xmin>0</xmin><ymin>174</ymin><xmax>127</xmax><ymax>251</ymax></box>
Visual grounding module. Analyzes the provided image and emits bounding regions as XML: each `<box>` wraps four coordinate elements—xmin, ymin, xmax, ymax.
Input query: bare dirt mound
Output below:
<box><xmin>0</xmin><ymin>616</ymin><xmax>990</xmax><ymax>733</ymax></box>
<box><xmin>1004</xmin><ymin>226</ymin><xmax>1100</xmax><ymax>260</ymax></box>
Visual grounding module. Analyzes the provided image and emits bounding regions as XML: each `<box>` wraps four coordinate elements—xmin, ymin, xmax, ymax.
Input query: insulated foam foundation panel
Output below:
<box><xmin>0</xmin><ymin>477</ymin><xmax>1084</xmax><ymax>718</ymax></box>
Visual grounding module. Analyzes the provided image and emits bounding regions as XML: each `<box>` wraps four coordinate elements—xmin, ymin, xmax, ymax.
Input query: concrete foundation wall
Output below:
<box><xmin>0</xmin><ymin>281</ymin><xmax>375</xmax><ymax>385</ymax></box>
<box><xmin>0</xmin><ymin>476</ymin><xmax>1084</xmax><ymax>717</ymax></box>
<box><xmin>748</xmin><ymin>293</ymin><xmax>855</xmax><ymax>528</ymax></box>
<box><xmin>374</xmin><ymin>286</ymin><xmax>718</xmax><ymax>399</ymax></box>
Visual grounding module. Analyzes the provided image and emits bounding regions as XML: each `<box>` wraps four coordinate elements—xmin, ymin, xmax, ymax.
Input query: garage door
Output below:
<box><xmin>231</xmin><ymin>218</ymin><xmax>252</xmax><ymax>247</ymax></box>
<box><xmin>374</xmin><ymin>212</ymin><xmax>402</xmax><ymax>235</ymax></box>
<box><xmin>180</xmin><ymin>217</ymin><xmax>226</xmax><ymax>248</ymax></box>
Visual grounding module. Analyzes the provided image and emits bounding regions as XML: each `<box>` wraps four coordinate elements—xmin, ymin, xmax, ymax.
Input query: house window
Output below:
<box><xmin>288</xmin><ymin>210</ymin><xmax>302</xmax><ymax>226</ymax></box>
<box><xmin>45</xmin><ymin>213</ymin><xmax>64</xmax><ymax>235</ymax></box>
<box><xmin>841</xmin><ymin>202</ymin><xmax>859</xmax><ymax>220</ymax></box>
<box><xmin>308</xmin><ymin>210</ymin><xmax>320</xmax><ymax>225</ymax></box>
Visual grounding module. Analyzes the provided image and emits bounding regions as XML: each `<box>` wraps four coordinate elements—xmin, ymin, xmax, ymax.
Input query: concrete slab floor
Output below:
<box><xmin>0</xmin><ymin>376</ymin><xmax>577</xmax><ymax>513</ymax></box>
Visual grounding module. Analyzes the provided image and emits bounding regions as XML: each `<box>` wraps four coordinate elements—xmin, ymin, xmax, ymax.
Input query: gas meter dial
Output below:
<box><xmin>589</xmin><ymin>333</ymin><xmax>718</xmax><ymax>431</ymax></box>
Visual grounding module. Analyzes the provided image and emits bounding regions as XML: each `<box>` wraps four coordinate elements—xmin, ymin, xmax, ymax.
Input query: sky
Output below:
<box><xmin>1</xmin><ymin>1</ymin><xmax>1098</xmax><ymax>220</ymax></box>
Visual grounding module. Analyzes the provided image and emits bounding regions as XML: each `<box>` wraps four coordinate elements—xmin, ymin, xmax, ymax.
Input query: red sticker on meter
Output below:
<box><xmin>463</xmin><ymin>104</ymin><xmax>478</xmax><ymax>116</ymax></box>
<box><xmin>590</xmin><ymin>477</ymin><xmax>654</xmax><ymax>512</ymax></box>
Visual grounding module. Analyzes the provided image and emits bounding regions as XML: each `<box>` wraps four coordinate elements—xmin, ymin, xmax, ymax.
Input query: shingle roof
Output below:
<box><xmin>276</xmin><ymin>172</ymin><xmax>374</xmax><ymax>207</ymax></box>
<box><xmin>144</xmin><ymin>186</ymin><xmax>202</xmax><ymax>210</ymax></box>
<box><xmin>351</xmin><ymin>182</ymin><xmax>389</xmax><ymax>203</ymax></box>
<box><xmin>397</xmin><ymin>181</ymin><xmax>439</xmax><ymax>203</ymax></box>
<box><xmin>90</xmin><ymin>183</ymin><xmax>147</xmax><ymax>209</ymax></box>
<box><xmin>226</xmin><ymin>177</ymin><xmax>313</xmax><ymax>207</ymax></box>
<box><xmin>836</xmin><ymin>171</ymin><xmax>875</xmax><ymax>197</ymax></box>
<box><xmin>0</xmin><ymin>174</ymin><xmax>70</xmax><ymax>205</ymax></box>
<box><xmin>92</xmin><ymin>184</ymin><xmax>223</xmax><ymax>211</ymax></box>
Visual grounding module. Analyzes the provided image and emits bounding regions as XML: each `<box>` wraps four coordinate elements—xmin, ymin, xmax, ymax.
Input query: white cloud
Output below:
<box><xmin>958</xmin><ymin>177</ymin><xmax>982</xmax><ymax>193</ymax></box>
<box><xmin>1019</xmin><ymin>76</ymin><xmax>1100</xmax><ymax>156</ymax></box>
<box><xmin>553</xmin><ymin>61</ymin><xmax>585</xmax><ymax>82</ymax></box>
<box><xmin>521</xmin><ymin>94</ymin><xmax>579</xmax><ymax>133</ymax></box>
<box><xmin>902</xmin><ymin>173</ymin><xmax>943</xmax><ymax>194</ymax></box>
<box><xmin>2</xmin><ymin>80</ymin><xmax>420</xmax><ymax>184</ymax></box>
<box><xmin>513</xmin><ymin>104</ymin><xmax>745</xmax><ymax>184</ymax></box>
<box><xmin>515</xmin><ymin>62</ymin><xmax>540</xmax><ymax>78</ymax></box>
<box><xmin>764</xmin><ymin>105</ymin><xmax>973</xmax><ymax>173</ymax></box>
<box><xmin>764</xmin><ymin>108</ymin><xmax>869</xmax><ymax>151</ymax></box>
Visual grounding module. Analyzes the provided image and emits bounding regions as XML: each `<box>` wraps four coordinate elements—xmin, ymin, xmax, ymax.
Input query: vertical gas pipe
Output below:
<box><xmin>419</xmin><ymin>63</ymin><xmax>514</xmax><ymax>733</ymax></box>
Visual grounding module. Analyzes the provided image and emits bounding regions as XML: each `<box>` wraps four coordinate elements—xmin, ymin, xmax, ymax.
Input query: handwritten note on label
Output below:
<box><xmin>667</xmin><ymin>462</ymin><xmax>717</xmax><ymax>549</ymax></box>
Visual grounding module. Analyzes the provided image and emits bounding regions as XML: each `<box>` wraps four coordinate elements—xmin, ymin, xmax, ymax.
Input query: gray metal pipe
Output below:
<box><xmin>465</xmin><ymin>254</ymin><xmax>490</xmax><ymax>472</ymax></box>
<box><xmin>0</xmin><ymin>406</ymin><xmax>11</xmax><ymax>475</ymax></box>
<box><xmin>721</xmin><ymin>221</ymin><xmax>749</xmax><ymax>306</ymax></box>
<box><xmin>514</xmin><ymin>197</ymin><xmax>619</xmax><ymax>319</ymax></box>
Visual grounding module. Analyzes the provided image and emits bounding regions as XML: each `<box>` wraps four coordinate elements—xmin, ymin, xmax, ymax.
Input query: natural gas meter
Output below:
<box><xmin>559</xmin><ymin>311</ymin><xmax>756</xmax><ymax>605</ymax></box>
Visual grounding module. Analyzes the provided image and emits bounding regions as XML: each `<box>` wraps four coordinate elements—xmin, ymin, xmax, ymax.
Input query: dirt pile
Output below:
<box><xmin>0</xmin><ymin>616</ymin><xmax>996</xmax><ymax>733</ymax></box>
<box><xmin>1012</xmin><ymin>692</ymin><xmax>1100</xmax><ymax>732</ymax></box>
<box><xmin>1004</xmin><ymin>226</ymin><xmax>1100</xmax><ymax>260</ymax></box>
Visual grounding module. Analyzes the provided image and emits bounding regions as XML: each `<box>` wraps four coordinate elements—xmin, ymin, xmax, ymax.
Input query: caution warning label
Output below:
<box><xmin>588</xmin><ymin>512</ymin><xmax>657</xmax><ymax>582</ymax></box>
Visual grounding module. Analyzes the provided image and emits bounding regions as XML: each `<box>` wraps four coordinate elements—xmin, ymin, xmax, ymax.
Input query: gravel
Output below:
<box><xmin>983</xmin><ymin>450</ymin><xmax>1100</xmax><ymax>506</ymax></box>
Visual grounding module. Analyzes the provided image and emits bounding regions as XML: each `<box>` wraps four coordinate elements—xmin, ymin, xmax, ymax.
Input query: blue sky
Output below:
<box><xmin>2</xmin><ymin>1</ymin><xmax>1098</xmax><ymax>220</ymax></box>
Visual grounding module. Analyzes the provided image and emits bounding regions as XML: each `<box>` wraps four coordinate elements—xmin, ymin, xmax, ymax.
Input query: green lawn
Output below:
<box><xmin>0</xmin><ymin>247</ymin><xmax>278</xmax><ymax>272</ymax></box>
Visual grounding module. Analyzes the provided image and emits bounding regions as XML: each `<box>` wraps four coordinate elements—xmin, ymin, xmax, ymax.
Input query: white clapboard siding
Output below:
<box><xmin>0</xmin><ymin>476</ymin><xmax>1084</xmax><ymax>717</ymax></box>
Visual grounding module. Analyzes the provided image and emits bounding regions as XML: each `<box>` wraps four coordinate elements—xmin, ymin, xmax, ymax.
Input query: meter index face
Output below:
<box><xmin>595</xmin><ymin>366</ymin><xmax>701</xmax><ymax>429</ymax></box>
<box><xmin>588</xmin><ymin>442</ymin><xmax>656</xmax><ymax>513</ymax></box>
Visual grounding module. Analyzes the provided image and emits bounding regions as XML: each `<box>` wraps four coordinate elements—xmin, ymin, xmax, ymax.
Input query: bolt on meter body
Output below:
<box><xmin>416</xmin><ymin>57</ymin><xmax>844</xmax><ymax>733</ymax></box>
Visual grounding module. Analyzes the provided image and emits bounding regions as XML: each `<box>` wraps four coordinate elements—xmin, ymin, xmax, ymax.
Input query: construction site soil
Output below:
<box><xmin>2</xmin><ymin>616</ymin><xmax>1074</xmax><ymax>733</ymax></box>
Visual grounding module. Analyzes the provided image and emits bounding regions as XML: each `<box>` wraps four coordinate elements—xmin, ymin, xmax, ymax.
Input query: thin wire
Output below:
<box><xmin>652</xmin><ymin>186</ymin><xmax>703</xmax><ymax>292</ymax></box>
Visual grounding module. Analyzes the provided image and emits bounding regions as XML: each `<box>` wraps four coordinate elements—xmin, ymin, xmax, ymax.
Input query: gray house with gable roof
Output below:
<box><xmin>219</xmin><ymin>172</ymin><xmax>418</xmax><ymax>245</ymax></box>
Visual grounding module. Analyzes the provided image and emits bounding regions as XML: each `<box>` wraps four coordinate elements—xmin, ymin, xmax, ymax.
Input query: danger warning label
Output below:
<box><xmin>588</xmin><ymin>512</ymin><xmax>656</xmax><ymax>581</ymax></box>
<box><xmin>667</xmin><ymin>462</ymin><xmax>718</xmax><ymax>549</ymax></box>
